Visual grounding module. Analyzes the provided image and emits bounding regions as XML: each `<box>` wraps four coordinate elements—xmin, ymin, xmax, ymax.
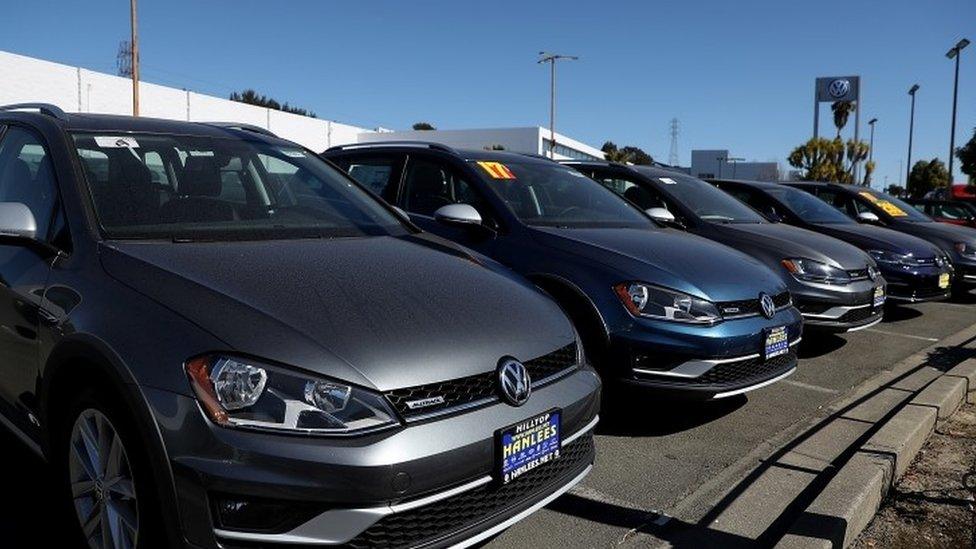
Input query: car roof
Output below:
<box><xmin>709</xmin><ymin>178</ymin><xmax>784</xmax><ymax>190</ymax></box>
<box><xmin>0</xmin><ymin>108</ymin><xmax>292</xmax><ymax>145</ymax></box>
<box><xmin>326</xmin><ymin>141</ymin><xmax>561</xmax><ymax>166</ymax></box>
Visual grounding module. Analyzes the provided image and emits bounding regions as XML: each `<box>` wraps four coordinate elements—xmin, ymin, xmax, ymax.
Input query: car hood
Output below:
<box><xmin>708</xmin><ymin>222</ymin><xmax>871</xmax><ymax>270</ymax></box>
<box><xmin>531</xmin><ymin>227</ymin><xmax>787</xmax><ymax>302</ymax></box>
<box><xmin>894</xmin><ymin>220</ymin><xmax>976</xmax><ymax>249</ymax></box>
<box><xmin>811</xmin><ymin>223</ymin><xmax>942</xmax><ymax>258</ymax></box>
<box><xmin>99</xmin><ymin>235</ymin><xmax>575</xmax><ymax>391</ymax></box>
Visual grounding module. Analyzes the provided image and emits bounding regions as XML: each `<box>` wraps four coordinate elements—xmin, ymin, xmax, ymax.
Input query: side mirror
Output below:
<box><xmin>434</xmin><ymin>203</ymin><xmax>483</xmax><ymax>226</ymax></box>
<box><xmin>646</xmin><ymin>207</ymin><xmax>677</xmax><ymax>225</ymax></box>
<box><xmin>857</xmin><ymin>211</ymin><xmax>880</xmax><ymax>224</ymax></box>
<box><xmin>0</xmin><ymin>203</ymin><xmax>37</xmax><ymax>239</ymax></box>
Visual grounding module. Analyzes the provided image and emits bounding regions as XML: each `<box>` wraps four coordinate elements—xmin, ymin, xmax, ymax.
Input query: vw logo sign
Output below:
<box><xmin>497</xmin><ymin>358</ymin><xmax>531</xmax><ymax>406</ymax></box>
<box><xmin>828</xmin><ymin>79</ymin><xmax>851</xmax><ymax>99</ymax></box>
<box><xmin>759</xmin><ymin>293</ymin><xmax>776</xmax><ymax>319</ymax></box>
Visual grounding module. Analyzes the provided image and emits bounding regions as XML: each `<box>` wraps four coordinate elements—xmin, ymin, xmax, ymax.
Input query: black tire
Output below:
<box><xmin>54</xmin><ymin>385</ymin><xmax>166</xmax><ymax>549</ymax></box>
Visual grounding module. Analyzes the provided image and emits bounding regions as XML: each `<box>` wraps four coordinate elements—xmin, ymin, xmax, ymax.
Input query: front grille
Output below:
<box><xmin>718</xmin><ymin>291</ymin><xmax>791</xmax><ymax>317</ymax></box>
<box><xmin>835</xmin><ymin>306</ymin><xmax>879</xmax><ymax>324</ymax></box>
<box><xmin>847</xmin><ymin>268</ymin><xmax>869</xmax><ymax>281</ymax></box>
<box><xmin>692</xmin><ymin>350</ymin><xmax>796</xmax><ymax>386</ymax></box>
<box><xmin>343</xmin><ymin>433</ymin><xmax>594</xmax><ymax>549</ymax></box>
<box><xmin>383</xmin><ymin>344</ymin><xmax>578</xmax><ymax>420</ymax></box>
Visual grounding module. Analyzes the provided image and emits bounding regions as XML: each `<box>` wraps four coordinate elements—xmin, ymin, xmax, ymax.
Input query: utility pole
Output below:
<box><xmin>538</xmin><ymin>52</ymin><xmax>577</xmax><ymax>158</ymax></box>
<box><xmin>906</xmin><ymin>84</ymin><xmax>919</xmax><ymax>188</ymax></box>
<box><xmin>668</xmin><ymin>118</ymin><xmax>680</xmax><ymax>166</ymax></box>
<box><xmin>130</xmin><ymin>0</ymin><xmax>140</xmax><ymax>116</ymax></box>
<box><xmin>946</xmin><ymin>38</ymin><xmax>970</xmax><ymax>181</ymax></box>
<box><xmin>868</xmin><ymin>118</ymin><xmax>877</xmax><ymax>162</ymax></box>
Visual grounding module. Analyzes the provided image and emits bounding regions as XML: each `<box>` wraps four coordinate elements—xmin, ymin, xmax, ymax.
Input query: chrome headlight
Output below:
<box><xmin>781</xmin><ymin>258</ymin><xmax>851</xmax><ymax>284</ymax></box>
<box><xmin>955</xmin><ymin>242</ymin><xmax>976</xmax><ymax>259</ymax></box>
<box><xmin>187</xmin><ymin>355</ymin><xmax>398</xmax><ymax>435</ymax></box>
<box><xmin>613</xmin><ymin>282</ymin><xmax>722</xmax><ymax>324</ymax></box>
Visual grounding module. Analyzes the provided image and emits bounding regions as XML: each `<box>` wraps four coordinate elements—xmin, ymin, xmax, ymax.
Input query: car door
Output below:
<box><xmin>397</xmin><ymin>154</ymin><xmax>500</xmax><ymax>252</ymax></box>
<box><xmin>0</xmin><ymin>125</ymin><xmax>61</xmax><ymax>431</ymax></box>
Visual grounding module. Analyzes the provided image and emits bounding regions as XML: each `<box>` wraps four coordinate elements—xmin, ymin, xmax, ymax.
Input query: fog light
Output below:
<box><xmin>213</xmin><ymin>494</ymin><xmax>322</xmax><ymax>533</ymax></box>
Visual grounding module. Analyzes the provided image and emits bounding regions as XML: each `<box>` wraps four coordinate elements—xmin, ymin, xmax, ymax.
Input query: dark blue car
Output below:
<box><xmin>324</xmin><ymin>143</ymin><xmax>803</xmax><ymax>400</ymax></box>
<box><xmin>785</xmin><ymin>182</ymin><xmax>975</xmax><ymax>297</ymax></box>
<box><xmin>710</xmin><ymin>179</ymin><xmax>954</xmax><ymax>303</ymax></box>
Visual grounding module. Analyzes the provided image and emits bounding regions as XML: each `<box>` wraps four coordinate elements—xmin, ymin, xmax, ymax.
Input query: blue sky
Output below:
<box><xmin>3</xmin><ymin>0</ymin><xmax>973</xmax><ymax>187</ymax></box>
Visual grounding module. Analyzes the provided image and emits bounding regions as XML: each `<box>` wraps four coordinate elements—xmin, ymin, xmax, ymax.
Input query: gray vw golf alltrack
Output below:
<box><xmin>0</xmin><ymin>104</ymin><xmax>600</xmax><ymax>549</ymax></box>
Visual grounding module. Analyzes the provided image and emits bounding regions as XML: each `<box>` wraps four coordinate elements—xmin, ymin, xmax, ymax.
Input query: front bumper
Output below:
<box><xmin>609</xmin><ymin>306</ymin><xmax>803</xmax><ymax>399</ymax></box>
<box><xmin>882</xmin><ymin>264</ymin><xmax>953</xmax><ymax>302</ymax></box>
<box><xmin>785</xmin><ymin>277</ymin><xmax>884</xmax><ymax>332</ymax></box>
<box><xmin>142</xmin><ymin>368</ymin><xmax>601</xmax><ymax>548</ymax></box>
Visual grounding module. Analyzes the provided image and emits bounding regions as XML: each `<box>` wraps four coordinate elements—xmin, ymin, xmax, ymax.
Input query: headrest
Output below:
<box><xmin>181</xmin><ymin>156</ymin><xmax>222</xmax><ymax>197</ymax></box>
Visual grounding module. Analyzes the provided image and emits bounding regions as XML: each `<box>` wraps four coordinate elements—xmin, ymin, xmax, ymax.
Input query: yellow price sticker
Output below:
<box><xmin>477</xmin><ymin>161</ymin><xmax>516</xmax><ymax>180</ymax></box>
<box><xmin>939</xmin><ymin>273</ymin><xmax>950</xmax><ymax>289</ymax></box>
<box><xmin>859</xmin><ymin>192</ymin><xmax>906</xmax><ymax>216</ymax></box>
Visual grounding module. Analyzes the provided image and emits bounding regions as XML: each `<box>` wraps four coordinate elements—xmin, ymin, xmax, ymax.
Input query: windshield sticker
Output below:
<box><xmin>477</xmin><ymin>161</ymin><xmax>516</xmax><ymax>180</ymax></box>
<box><xmin>278</xmin><ymin>147</ymin><xmax>306</xmax><ymax>158</ymax></box>
<box><xmin>859</xmin><ymin>191</ymin><xmax>906</xmax><ymax>216</ymax></box>
<box><xmin>94</xmin><ymin>136</ymin><xmax>139</xmax><ymax>149</ymax></box>
<box><xmin>659</xmin><ymin>177</ymin><xmax>678</xmax><ymax>185</ymax></box>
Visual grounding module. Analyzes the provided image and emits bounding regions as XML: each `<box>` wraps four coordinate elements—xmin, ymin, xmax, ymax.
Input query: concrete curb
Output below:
<box><xmin>775</xmin><ymin>357</ymin><xmax>975</xmax><ymax>548</ymax></box>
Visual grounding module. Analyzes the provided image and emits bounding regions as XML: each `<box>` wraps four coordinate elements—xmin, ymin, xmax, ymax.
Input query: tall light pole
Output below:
<box><xmin>906</xmin><ymin>84</ymin><xmax>919</xmax><ymax>187</ymax></box>
<box><xmin>727</xmin><ymin>157</ymin><xmax>745</xmax><ymax>178</ymax></box>
<box><xmin>868</xmin><ymin>118</ymin><xmax>878</xmax><ymax>162</ymax></box>
<box><xmin>946</xmin><ymin>38</ymin><xmax>970</xmax><ymax>181</ymax></box>
<box><xmin>130</xmin><ymin>0</ymin><xmax>140</xmax><ymax>116</ymax></box>
<box><xmin>538</xmin><ymin>52</ymin><xmax>577</xmax><ymax>158</ymax></box>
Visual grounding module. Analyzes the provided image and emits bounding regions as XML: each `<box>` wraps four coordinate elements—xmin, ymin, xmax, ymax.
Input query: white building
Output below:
<box><xmin>358</xmin><ymin>127</ymin><xmax>604</xmax><ymax>160</ymax></box>
<box><xmin>0</xmin><ymin>50</ymin><xmax>605</xmax><ymax>161</ymax></box>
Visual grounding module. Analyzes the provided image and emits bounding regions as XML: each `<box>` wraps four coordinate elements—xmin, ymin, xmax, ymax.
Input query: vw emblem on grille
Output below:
<box><xmin>828</xmin><ymin>79</ymin><xmax>850</xmax><ymax>99</ymax></box>
<box><xmin>759</xmin><ymin>293</ymin><xmax>776</xmax><ymax>319</ymax></box>
<box><xmin>867</xmin><ymin>266</ymin><xmax>879</xmax><ymax>281</ymax></box>
<box><xmin>498</xmin><ymin>358</ymin><xmax>531</xmax><ymax>406</ymax></box>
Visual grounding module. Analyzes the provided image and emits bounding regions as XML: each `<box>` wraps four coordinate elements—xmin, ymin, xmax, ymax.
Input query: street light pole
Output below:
<box><xmin>946</xmin><ymin>38</ymin><xmax>970</xmax><ymax>181</ymax></box>
<box><xmin>727</xmin><ymin>157</ymin><xmax>745</xmax><ymax>178</ymax></box>
<box><xmin>906</xmin><ymin>84</ymin><xmax>919</xmax><ymax>187</ymax></box>
<box><xmin>538</xmin><ymin>52</ymin><xmax>578</xmax><ymax>158</ymax></box>
<box><xmin>130</xmin><ymin>0</ymin><xmax>140</xmax><ymax>116</ymax></box>
<box><xmin>868</xmin><ymin>118</ymin><xmax>877</xmax><ymax>162</ymax></box>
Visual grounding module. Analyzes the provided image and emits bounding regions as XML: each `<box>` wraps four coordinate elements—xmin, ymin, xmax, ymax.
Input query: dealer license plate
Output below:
<box><xmin>873</xmin><ymin>285</ymin><xmax>885</xmax><ymax>308</ymax></box>
<box><xmin>497</xmin><ymin>410</ymin><xmax>561</xmax><ymax>484</ymax></box>
<box><xmin>764</xmin><ymin>326</ymin><xmax>789</xmax><ymax>360</ymax></box>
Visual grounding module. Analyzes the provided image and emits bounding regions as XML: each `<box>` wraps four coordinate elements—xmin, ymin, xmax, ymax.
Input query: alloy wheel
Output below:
<box><xmin>68</xmin><ymin>408</ymin><xmax>139</xmax><ymax>549</ymax></box>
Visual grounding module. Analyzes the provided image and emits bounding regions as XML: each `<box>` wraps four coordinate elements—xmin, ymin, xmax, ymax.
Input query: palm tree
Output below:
<box><xmin>831</xmin><ymin>101</ymin><xmax>855</xmax><ymax>137</ymax></box>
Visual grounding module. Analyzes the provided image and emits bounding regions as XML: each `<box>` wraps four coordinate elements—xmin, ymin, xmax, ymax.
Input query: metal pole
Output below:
<box><xmin>868</xmin><ymin>122</ymin><xmax>875</xmax><ymax>162</ymax></box>
<box><xmin>813</xmin><ymin>95</ymin><xmax>819</xmax><ymax>139</ymax></box>
<box><xmin>907</xmin><ymin>87</ymin><xmax>918</xmax><ymax>188</ymax></box>
<box><xmin>549</xmin><ymin>59</ymin><xmax>556</xmax><ymax>157</ymax></box>
<box><xmin>854</xmin><ymin>95</ymin><xmax>861</xmax><ymax>182</ymax></box>
<box><xmin>949</xmin><ymin>49</ymin><xmax>961</xmax><ymax>179</ymax></box>
<box><xmin>130</xmin><ymin>0</ymin><xmax>139</xmax><ymax>116</ymax></box>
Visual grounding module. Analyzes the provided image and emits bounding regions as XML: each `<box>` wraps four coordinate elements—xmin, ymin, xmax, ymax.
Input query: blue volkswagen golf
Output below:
<box><xmin>324</xmin><ymin>143</ymin><xmax>804</xmax><ymax>400</ymax></box>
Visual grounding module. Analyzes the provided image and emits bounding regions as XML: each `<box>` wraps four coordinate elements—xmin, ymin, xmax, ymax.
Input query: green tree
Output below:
<box><xmin>412</xmin><ymin>122</ymin><xmax>436</xmax><ymax>130</ymax></box>
<box><xmin>229</xmin><ymin>89</ymin><xmax>316</xmax><ymax>118</ymax></box>
<box><xmin>906</xmin><ymin>158</ymin><xmax>950</xmax><ymax>197</ymax></box>
<box><xmin>787</xmin><ymin>137</ymin><xmax>870</xmax><ymax>184</ymax></box>
<box><xmin>956</xmin><ymin>127</ymin><xmax>976</xmax><ymax>184</ymax></box>
<box><xmin>601</xmin><ymin>141</ymin><xmax>653</xmax><ymax>164</ymax></box>
<box><xmin>886</xmin><ymin>184</ymin><xmax>906</xmax><ymax>197</ymax></box>
<box><xmin>831</xmin><ymin>101</ymin><xmax>855</xmax><ymax>137</ymax></box>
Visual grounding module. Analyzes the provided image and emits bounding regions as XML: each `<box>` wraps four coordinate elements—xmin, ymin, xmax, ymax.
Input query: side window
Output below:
<box><xmin>590</xmin><ymin>172</ymin><xmax>671</xmax><ymax>213</ymax></box>
<box><xmin>0</xmin><ymin>126</ymin><xmax>59</xmax><ymax>241</ymax></box>
<box><xmin>401</xmin><ymin>157</ymin><xmax>488</xmax><ymax>218</ymax></box>
<box><xmin>816</xmin><ymin>190</ymin><xmax>856</xmax><ymax>217</ymax></box>
<box><xmin>339</xmin><ymin>155</ymin><xmax>400</xmax><ymax>200</ymax></box>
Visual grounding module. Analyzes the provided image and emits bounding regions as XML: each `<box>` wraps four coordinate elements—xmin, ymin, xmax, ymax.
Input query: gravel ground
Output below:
<box><xmin>854</xmin><ymin>403</ymin><xmax>976</xmax><ymax>549</ymax></box>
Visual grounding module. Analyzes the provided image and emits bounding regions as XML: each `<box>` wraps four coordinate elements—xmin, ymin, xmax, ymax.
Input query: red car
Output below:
<box><xmin>906</xmin><ymin>198</ymin><xmax>976</xmax><ymax>228</ymax></box>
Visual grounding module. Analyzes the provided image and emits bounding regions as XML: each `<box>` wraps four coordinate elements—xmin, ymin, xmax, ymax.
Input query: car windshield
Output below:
<box><xmin>71</xmin><ymin>132</ymin><xmax>408</xmax><ymax>240</ymax></box>
<box><xmin>856</xmin><ymin>189</ymin><xmax>932</xmax><ymax>223</ymax></box>
<box><xmin>471</xmin><ymin>159</ymin><xmax>654</xmax><ymax>229</ymax></box>
<box><xmin>633</xmin><ymin>168</ymin><xmax>765</xmax><ymax>224</ymax></box>
<box><xmin>766</xmin><ymin>186</ymin><xmax>855</xmax><ymax>224</ymax></box>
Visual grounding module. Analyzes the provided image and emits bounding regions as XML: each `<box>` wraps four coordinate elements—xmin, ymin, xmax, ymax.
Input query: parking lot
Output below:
<box><xmin>1</xmin><ymin>296</ymin><xmax>971</xmax><ymax>548</ymax></box>
<box><xmin>491</xmin><ymin>293</ymin><xmax>976</xmax><ymax>548</ymax></box>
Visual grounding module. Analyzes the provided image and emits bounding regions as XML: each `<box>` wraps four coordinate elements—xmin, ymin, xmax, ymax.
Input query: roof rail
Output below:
<box><xmin>203</xmin><ymin>122</ymin><xmax>279</xmax><ymax>138</ymax></box>
<box><xmin>0</xmin><ymin>103</ymin><xmax>68</xmax><ymax>121</ymax></box>
<box><xmin>324</xmin><ymin>141</ymin><xmax>458</xmax><ymax>154</ymax></box>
